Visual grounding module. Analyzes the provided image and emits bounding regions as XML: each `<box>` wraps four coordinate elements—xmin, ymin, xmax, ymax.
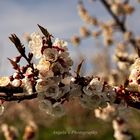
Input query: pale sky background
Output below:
<box><xmin>0</xmin><ymin>0</ymin><xmax>140</xmax><ymax>76</ymax></box>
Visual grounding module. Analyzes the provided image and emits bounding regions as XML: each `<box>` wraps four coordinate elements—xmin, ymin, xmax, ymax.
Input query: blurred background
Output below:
<box><xmin>1</xmin><ymin>0</ymin><xmax>140</xmax><ymax>140</ymax></box>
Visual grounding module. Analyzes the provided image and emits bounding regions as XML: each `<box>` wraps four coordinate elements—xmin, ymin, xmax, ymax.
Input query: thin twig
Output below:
<box><xmin>100</xmin><ymin>0</ymin><xmax>140</xmax><ymax>55</ymax></box>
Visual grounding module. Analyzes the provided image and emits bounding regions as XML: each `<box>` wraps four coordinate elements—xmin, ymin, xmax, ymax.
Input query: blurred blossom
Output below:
<box><xmin>57</xmin><ymin>85</ymin><xmax>70</xmax><ymax>99</ymax></box>
<box><xmin>1</xmin><ymin>123</ymin><xmax>19</xmax><ymax>140</ymax></box>
<box><xmin>95</xmin><ymin>104</ymin><xmax>118</xmax><ymax>121</ymax></box>
<box><xmin>0</xmin><ymin>105</ymin><xmax>4</xmax><ymax>116</ymax></box>
<box><xmin>113</xmin><ymin>118</ymin><xmax>133</xmax><ymax>140</ymax></box>
<box><xmin>39</xmin><ymin>100</ymin><xmax>52</xmax><ymax>115</ymax></box>
<box><xmin>61</xmin><ymin>76</ymin><xmax>72</xmax><ymax>85</ymax></box>
<box><xmin>71</xmin><ymin>35</ymin><xmax>80</xmax><ymax>46</ymax></box>
<box><xmin>69</xmin><ymin>84</ymin><xmax>82</xmax><ymax>98</ymax></box>
<box><xmin>80</xmin><ymin>94</ymin><xmax>101</xmax><ymax>109</ymax></box>
<box><xmin>0</xmin><ymin>77</ymin><xmax>10</xmax><ymax>86</ymax></box>
<box><xmin>22</xmin><ymin>77</ymin><xmax>33</xmax><ymax>95</ymax></box>
<box><xmin>79</xmin><ymin>26</ymin><xmax>90</xmax><ymax>38</ymax></box>
<box><xmin>23</xmin><ymin>121</ymin><xmax>37</xmax><ymax>140</ymax></box>
<box><xmin>51</xmin><ymin>102</ymin><xmax>65</xmax><ymax>117</ymax></box>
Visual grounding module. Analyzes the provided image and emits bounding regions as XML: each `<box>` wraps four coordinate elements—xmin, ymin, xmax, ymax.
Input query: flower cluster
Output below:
<box><xmin>110</xmin><ymin>1</ymin><xmax>134</xmax><ymax>16</ymax></box>
<box><xmin>114</xmin><ymin>43</ymin><xmax>137</xmax><ymax>72</ymax></box>
<box><xmin>24</xmin><ymin>28</ymin><xmax>73</xmax><ymax>117</ymax></box>
<box><xmin>77</xmin><ymin>1</ymin><xmax>98</xmax><ymax>25</ymax></box>
<box><xmin>128</xmin><ymin>58</ymin><xmax>140</xmax><ymax>92</ymax></box>
<box><xmin>0</xmin><ymin>22</ymin><xmax>139</xmax><ymax>140</ymax></box>
<box><xmin>80</xmin><ymin>77</ymin><xmax>116</xmax><ymax>109</ymax></box>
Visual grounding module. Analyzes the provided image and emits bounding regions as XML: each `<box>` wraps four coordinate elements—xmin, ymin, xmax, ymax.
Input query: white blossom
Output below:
<box><xmin>0</xmin><ymin>105</ymin><xmax>4</xmax><ymax>116</ymax></box>
<box><xmin>39</xmin><ymin>100</ymin><xmax>52</xmax><ymax>115</ymax></box>
<box><xmin>128</xmin><ymin>58</ymin><xmax>140</xmax><ymax>92</ymax></box>
<box><xmin>45</xmin><ymin>84</ymin><xmax>60</xmax><ymax>99</ymax></box>
<box><xmin>56</xmin><ymin>85</ymin><xmax>70</xmax><ymax>99</ymax></box>
<box><xmin>83</xmin><ymin>77</ymin><xmax>103</xmax><ymax>96</ymax></box>
<box><xmin>61</xmin><ymin>76</ymin><xmax>72</xmax><ymax>85</ymax></box>
<box><xmin>80</xmin><ymin>94</ymin><xmax>101</xmax><ymax>109</ymax></box>
<box><xmin>114</xmin><ymin>131</ymin><xmax>132</xmax><ymax>140</ymax></box>
<box><xmin>37</xmin><ymin>58</ymin><xmax>51</xmax><ymax>78</ymax></box>
<box><xmin>51</xmin><ymin>62</ymin><xmax>64</xmax><ymax>75</ymax></box>
<box><xmin>35</xmin><ymin>79</ymin><xmax>47</xmax><ymax>93</ymax></box>
<box><xmin>95</xmin><ymin>104</ymin><xmax>118</xmax><ymax>121</ymax></box>
<box><xmin>113</xmin><ymin>119</ymin><xmax>133</xmax><ymax>140</ymax></box>
<box><xmin>22</xmin><ymin>77</ymin><xmax>33</xmax><ymax>95</ymax></box>
<box><xmin>113</xmin><ymin>119</ymin><xmax>128</xmax><ymax>132</ymax></box>
<box><xmin>11</xmin><ymin>79</ymin><xmax>21</xmax><ymax>87</ymax></box>
<box><xmin>28</xmin><ymin>32</ymin><xmax>42</xmax><ymax>59</ymax></box>
<box><xmin>53</xmin><ymin>38</ymin><xmax>68</xmax><ymax>51</ymax></box>
<box><xmin>43</xmin><ymin>48</ymin><xmax>58</xmax><ymax>62</ymax></box>
<box><xmin>39</xmin><ymin>70</ymin><xmax>54</xmax><ymax>79</ymax></box>
<box><xmin>0</xmin><ymin>77</ymin><xmax>10</xmax><ymax>87</ymax></box>
<box><xmin>51</xmin><ymin>102</ymin><xmax>65</xmax><ymax>117</ymax></box>
<box><xmin>89</xmin><ymin>77</ymin><xmax>103</xmax><ymax>92</ymax></box>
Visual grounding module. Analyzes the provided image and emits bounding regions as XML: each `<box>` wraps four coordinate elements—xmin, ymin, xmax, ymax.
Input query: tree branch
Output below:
<box><xmin>0</xmin><ymin>86</ymin><xmax>23</xmax><ymax>94</ymax></box>
<box><xmin>1</xmin><ymin>83</ymin><xmax>140</xmax><ymax>110</ymax></box>
<box><xmin>100</xmin><ymin>0</ymin><xmax>140</xmax><ymax>55</ymax></box>
<box><xmin>0</xmin><ymin>92</ymin><xmax>37</xmax><ymax>102</ymax></box>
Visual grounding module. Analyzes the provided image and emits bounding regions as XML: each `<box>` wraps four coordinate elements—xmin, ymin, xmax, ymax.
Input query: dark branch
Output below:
<box><xmin>0</xmin><ymin>86</ymin><xmax>23</xmax><ymax>94</ymax></box>
<box><xmin>100</xmin><ymin>0</ymin><xmax>140</xmax><ymax>56</ymax></box>
<box><xmin>0</xmin><ymin>93</ymin><xmax>37</xmax><ymax>102</ymax></box>
<box><xmin>1</xmin><ymin>84</ymin><xmax>140</xmax><ymax>110</ymax></box>
<box><xmin>100</xmin><ymin>0</ymin><xmax>126</xmax><ymax>32</ymax></box>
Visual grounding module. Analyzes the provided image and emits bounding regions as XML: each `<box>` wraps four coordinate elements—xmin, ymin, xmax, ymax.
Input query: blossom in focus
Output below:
<box><xmin>69</xmin><ymin>84</ymin><xmax>82</xmax><ymax>98</ymax></box>
<box><xmin>43</xmin><ymin>48</ymin><xmax>58</xmax><ymax>62</ymax></box>
<box><xmin>37</xmin><ymin>58</ymin><xmax>51</xmax><ymax>77</ymax></box>
<box><xmin>28</xmin><ymin>32</ymin><xmax>42</xmax><ymax>59</ymax></box>
<box><xmin>11</xmin><ymin>79</ymin><xmax>21</xmax><ymax>87</ymax></box>
<box><xmin>22</xmin><ymin>77</ymin><xmax>33</xmax><ymax>95</ymax></box>
<box><xmin>53</xmin><ymin>38</ymin><xmax>68</xmax><ymax>51</ymax></box>
<box><xmin>45</xmin><ymin>84</ymin><xmax>60</xmax><ymax>99</ymax></box>
<box><xmin>35</xmin><ymin>79</ymin><xmax>48</xmax><ymax>93</ymax></box>
<box><xmin>83</xmin><ymin>77</ymin><xmax>103</xmax><ymax>96</ymax></box>
<box><xmin>128</xmin><ymin>58</ymin><xmax>140</xmax><ymax>92</ymax></box>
